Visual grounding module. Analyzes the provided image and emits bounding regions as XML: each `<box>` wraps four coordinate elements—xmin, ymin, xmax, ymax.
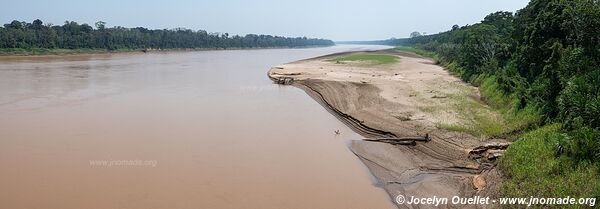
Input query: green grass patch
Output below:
<box><xmin>404</xmin><ymin>47</ymin><xmax>540</xmax><ymax>138</ymax></box>
<box><xmin>478</xmin><ymin>76</ymin><xmax>541</xmax><ymax>136</ymax></box>
<box><xmin>432</xmin><ymin>76</ymin><xmax>539</xmax><ymax>138</ymax></box>
<box><xmin>395</xmin><ymin>46</ymin><xmax>439</xmax><ymax>59</ymax></box>
<box><xmin>437</xmin><ymin>89</ymin><xmax>508</xmax><ymax>138</ymax></box>
<box><xmin>499</xmin><ymin>124</ymin><xmax>600</xmax><ymax>207</ymax></box>
<box><xmin>327</xmin><ymin>53</ymin><xmax>398</xmax><ymax>65</ymax></box>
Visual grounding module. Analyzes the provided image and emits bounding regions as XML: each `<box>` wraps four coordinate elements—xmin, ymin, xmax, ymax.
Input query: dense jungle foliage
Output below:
<box><xmin>0</xmin><ymin>19</ymin><xmax>334</xmax><ymax>53</ymax></box>
<box><xmin>394</xmin><ymin>0</ymin><xmax>600</xmax><ymax>200</ymax></box>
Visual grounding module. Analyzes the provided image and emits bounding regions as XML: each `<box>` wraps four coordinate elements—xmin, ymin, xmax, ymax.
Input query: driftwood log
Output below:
<box><xmin>273</xmin><ymin>77</ymin><xmax>294</xmax><ymax>85</ymax></box>
<box><xmin>468</xmin><ymin>142</ymin><xmax>512</xmax><ymax>162</ymax></box>
<box><xmin>363</xmin><ymin>133</ymin><xmax>430</xmax><ymax>146</ymax></box>
<box><xmin>469</xmin><ymin>142</ymin><xmax>511</xmax><ymax>153</ymax></box>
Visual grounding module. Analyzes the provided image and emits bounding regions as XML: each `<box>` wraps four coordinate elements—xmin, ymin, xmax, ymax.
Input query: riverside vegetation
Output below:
<box><xmin>0</xmin><ymin>19</ymin><xmax>334</xmax><ymax>55</ymax></box>
<box><xmin>382</xmin><ymin>0</ymin><xmax>600</xmax><ymax>202</ymax></box>
<box><xmin>327</xmin><ymin>53</ymin><xmax>399</xmax><ymax>65</ymax></box>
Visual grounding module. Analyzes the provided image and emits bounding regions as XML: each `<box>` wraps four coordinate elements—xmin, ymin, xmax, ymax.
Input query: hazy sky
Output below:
<box><xmin>1</xmin><ymin>0</ymin><xmax>530</xmax><ymax>41</ymax></box>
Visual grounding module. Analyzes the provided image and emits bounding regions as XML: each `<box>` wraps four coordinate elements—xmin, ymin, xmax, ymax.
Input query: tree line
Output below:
<box><xmin>0</xmin><ymin>20</ymin><xmax>334</xmax><ymax>50</ymax></box>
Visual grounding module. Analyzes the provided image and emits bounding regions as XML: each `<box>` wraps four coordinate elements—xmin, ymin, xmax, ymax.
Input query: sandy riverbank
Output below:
<box><xmin>268</xmin><ymin>49</ymin><xmax>508</xmax><ymax>208</ymax></box>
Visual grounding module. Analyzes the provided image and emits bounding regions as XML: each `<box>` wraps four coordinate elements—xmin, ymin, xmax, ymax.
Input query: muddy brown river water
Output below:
<box><xmin>0</xmin><ymin>45</ymin><xmax>395</xmax><ymax>209</ymax></box>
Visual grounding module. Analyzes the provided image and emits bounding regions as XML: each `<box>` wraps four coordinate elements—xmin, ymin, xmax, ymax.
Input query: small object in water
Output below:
<box><xmin>334</xmin><ymin>130</ymin><xmax>340</xmax><ymax>135</ymax></box>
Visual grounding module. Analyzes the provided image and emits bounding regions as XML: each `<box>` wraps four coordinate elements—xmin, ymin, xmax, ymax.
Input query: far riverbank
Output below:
<box><xmin>0</xmin><ymin>45</ymin><xmax>335</xmax><ymax>57</ymax></box>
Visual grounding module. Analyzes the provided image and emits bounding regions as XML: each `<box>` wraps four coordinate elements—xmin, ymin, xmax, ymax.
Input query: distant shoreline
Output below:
<box><xmin>0</xmin><ymin>45</ymin><xmax>335</xmax><ymax>57</ymax></box>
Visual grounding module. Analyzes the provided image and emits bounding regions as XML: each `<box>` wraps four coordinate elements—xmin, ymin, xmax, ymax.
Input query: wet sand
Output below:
<box><xmin>0</xmin><ymin>46</ymin><xmax>396</xmax><ymax>209</ymax></box>
<box><xmin>268</xmin><ymin>49</ymin><xmax>507</xmax><ymax>208</ymax></box>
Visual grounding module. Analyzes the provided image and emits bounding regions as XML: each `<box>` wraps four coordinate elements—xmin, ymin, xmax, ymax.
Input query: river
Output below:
<box><xmin>0</xmin><ymin>45</ymin><xmax>395</xmax><ymax>209</ymax></box>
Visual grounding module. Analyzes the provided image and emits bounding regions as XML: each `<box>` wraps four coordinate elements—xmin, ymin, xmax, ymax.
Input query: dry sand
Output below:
<box><xmin>268</xmin><ymin>49</ymin><xmax>507</xmax><ymax>208</ymax></box>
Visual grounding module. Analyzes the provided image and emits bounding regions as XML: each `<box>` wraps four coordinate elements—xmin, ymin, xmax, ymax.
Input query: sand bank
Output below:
<box><xmin>268</xmin><ymin>49</ymin><xmax>508</xmax><ymax>208</ymax></box>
